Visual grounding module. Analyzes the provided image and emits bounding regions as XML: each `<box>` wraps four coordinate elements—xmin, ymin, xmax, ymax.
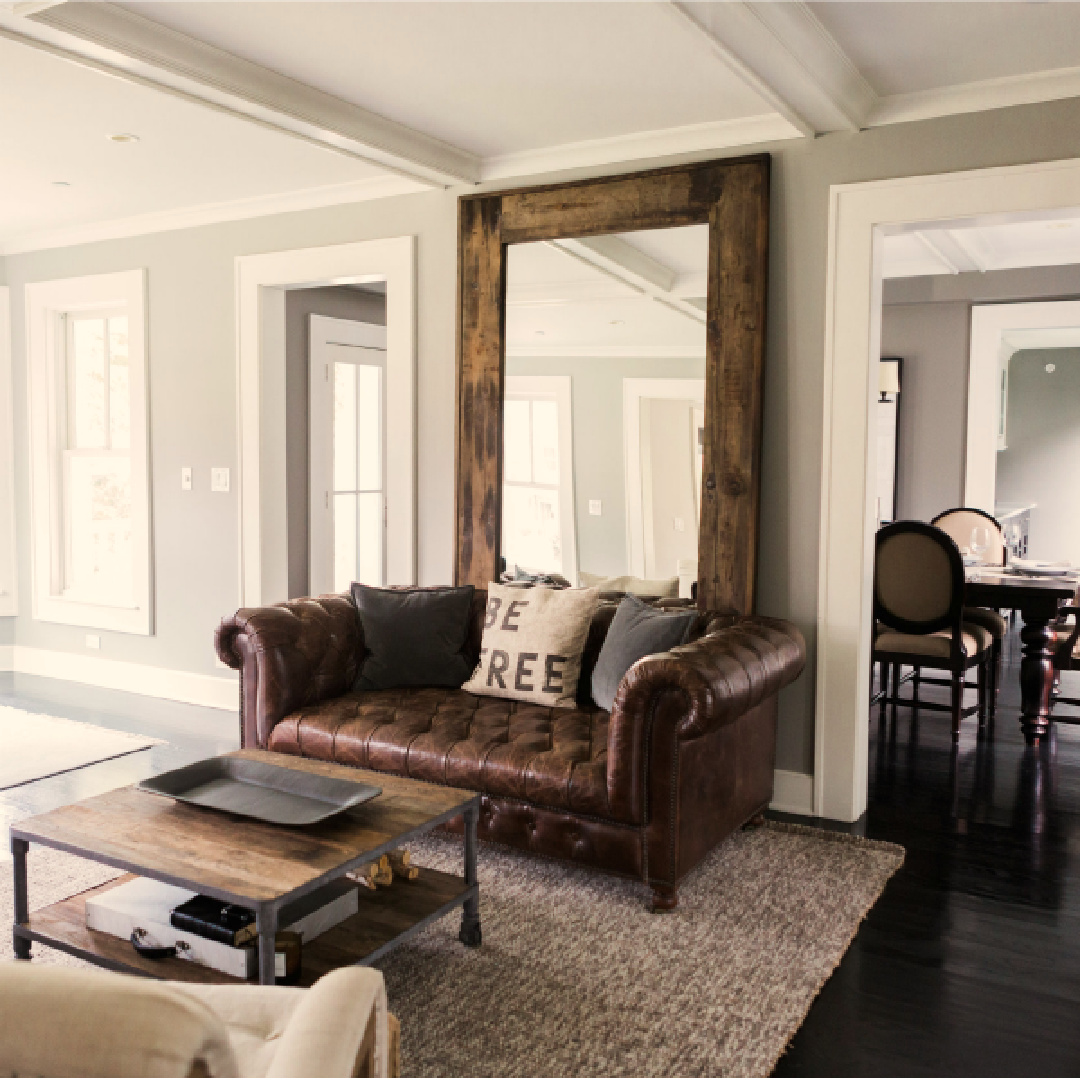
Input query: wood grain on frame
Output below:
<box><xmin>454</xmin><ymin>156</ymin><xmax>770</xmax><ymax>614</ymax></box>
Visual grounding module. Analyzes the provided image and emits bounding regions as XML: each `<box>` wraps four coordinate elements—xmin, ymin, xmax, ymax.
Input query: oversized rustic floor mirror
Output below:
<box><xmin>454</xmin><ymin>156</ymin><xmax>770</xmax><ymax>613</ymax></box>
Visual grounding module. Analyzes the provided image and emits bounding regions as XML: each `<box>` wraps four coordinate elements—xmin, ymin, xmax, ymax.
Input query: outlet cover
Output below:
<box><xmin>211</xmin><ymin>467</ymin><xmax>230</xmax><ymax>493</ymax></box>
<box><xmin>589</xmin><ymin>500</ymin><xmax>603</xmax><ymax>516</ymax></box>
<box><xmin>85</xmin><ymin>634</ymin><xmax>101</xmax><ymax>650</ymax></box>
<box><xmin>181</xmin><ymin>467</ymin><xmax>192</xmax><ymax>491</ymax></box>
<box><xmin>673</xmin><ymin>517</ymin><xmax>685</xmax><ymax>532</ymax></box>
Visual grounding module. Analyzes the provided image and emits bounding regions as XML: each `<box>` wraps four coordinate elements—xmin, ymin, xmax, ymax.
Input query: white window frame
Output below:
<box><xmin>25</xmin><ymin>270</ymin><xmax>153</xmax><ymax>635</ymax></box>
<box><xmin>0</xmin><ymin>288</ymin><xmax>16</xmax><ymax>617</ymax></box>
<box><xmin>503</xmin><ymin>375</ymin><xmax>578</xmax><ymax>584</ymax></box>
<box><xmin>308</xmin><ymin>314</ymin><xmax>388</xmax><ymax>595</ymax></box>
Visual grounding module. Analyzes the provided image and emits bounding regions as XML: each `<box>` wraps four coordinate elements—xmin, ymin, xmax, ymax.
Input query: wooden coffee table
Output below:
<box><xmin>10</xmin><ymin>750</ymin><xmax>481</xmax><ymax>985</ymax></box>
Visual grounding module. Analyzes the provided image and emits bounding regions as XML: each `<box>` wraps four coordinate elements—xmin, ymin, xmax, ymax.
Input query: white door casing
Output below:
<box><xmin>235</xmin><ymin>237</ymin><xmax>416</xmax><ymax>607</ymax></box>
<box><xmin>817</xmin><ymin>156</ymin><xmax>1080</xmax><ymax>823</ymax></box>
<box><xmin>965</xmin><ymin>300</ymin><xmax>1080</xmax><ymax>512</ymax></box>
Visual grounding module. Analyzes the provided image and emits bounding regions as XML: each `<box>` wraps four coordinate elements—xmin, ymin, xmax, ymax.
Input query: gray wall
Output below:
<box><xmin>505</xmin><ymin>355</ymin><xmax>703</xmax><ymax>578</ymax></box>
<box><xmin>997</xmin><ymin>347</ymin><xmax>1080</xmax><ymax>566</ymax></box>
<box><xmin>880</xmin><ymin>302</ymin><xmax>971</xmax><ymax>522</ymax></box>
<box><xmin>5</xmin><ymin>95</ymin><xmax>1080</xmax><ymax>773</ymax></box>
<box><xmin>880</xmin><ymin>263</ymin><xmax>1080</xmax><ymax>530</ymax></box>
<box><xmin>284</xmin><ymin>286</ymin><xmax>386</xmax><ymax>599</ymax></box>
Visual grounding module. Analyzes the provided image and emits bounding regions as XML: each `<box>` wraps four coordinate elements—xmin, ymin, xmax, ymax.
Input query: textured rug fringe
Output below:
<box><xmin>765</xmin><ymin>818</ymin><xmax>906</xmax><ymax>860</ymax></box>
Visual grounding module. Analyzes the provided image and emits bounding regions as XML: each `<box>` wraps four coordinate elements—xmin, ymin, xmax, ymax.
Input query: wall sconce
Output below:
<box><xmin>879</xmin><ymin>362</ymin><xmax>900</xmax><ymax>402</ymax></box>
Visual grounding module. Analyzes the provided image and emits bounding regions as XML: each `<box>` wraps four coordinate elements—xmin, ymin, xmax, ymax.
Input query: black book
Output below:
<box><xmin>171</xmin><ymin>896</ymin><xmax>257</xmax><ymax>946</ymax></box>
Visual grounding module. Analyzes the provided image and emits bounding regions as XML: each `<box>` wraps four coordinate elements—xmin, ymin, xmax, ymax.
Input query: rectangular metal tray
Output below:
<box><xmin>138</xmin><ymin>756</ymin><xmax>382</xmax><ymax>826</ymax></box>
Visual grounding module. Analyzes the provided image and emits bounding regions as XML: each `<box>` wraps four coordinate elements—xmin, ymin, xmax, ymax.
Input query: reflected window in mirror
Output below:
<box><xmin>503</xmin><ymin>225</ymin><xmax>707</xmax><ymax>597</ymax></box>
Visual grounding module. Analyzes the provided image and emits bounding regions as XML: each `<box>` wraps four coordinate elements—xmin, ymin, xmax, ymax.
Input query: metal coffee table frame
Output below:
<box><xmin>11</xmin><ymin>766</ymin><xmax>481</xmax><ymax>986</ymax></box>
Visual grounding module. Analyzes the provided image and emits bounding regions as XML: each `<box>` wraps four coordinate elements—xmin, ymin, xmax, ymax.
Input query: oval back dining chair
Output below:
<box><xmin>874</xmin><ymin>521</ymin><xmax>993</xmax><ymax>741</ymax></box>
<box><xmin>931</xmin><ymin>506</ymin><xmax>1009</xmax><ymax>701</ymax></box>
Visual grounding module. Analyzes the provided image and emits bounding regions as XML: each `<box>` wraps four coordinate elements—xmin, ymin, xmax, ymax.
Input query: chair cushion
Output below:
<box><xmin>875</xmin><ymin>622</ymin><xmax>991</xmax><ymax>661</ymax></box>
<box><xmin>963</xmin><ymin>606</ymin><xmax>1008</xmax><ymax>639</ymax></box>
<box><xmin>268</xmin><ymin>687</ymin><xmax>622</xmax><ymax>821</ymax></box>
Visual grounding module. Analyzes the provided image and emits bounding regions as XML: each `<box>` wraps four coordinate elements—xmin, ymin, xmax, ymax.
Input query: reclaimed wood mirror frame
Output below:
<box><xmin>454</xmin><ymin>155</ymin><xmax>770</xmax><ymax>613</ymax></box>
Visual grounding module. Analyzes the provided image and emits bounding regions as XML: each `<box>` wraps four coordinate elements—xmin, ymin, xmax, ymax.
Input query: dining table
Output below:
<box><xmin>965</xmin><ymin>567</ymin><xmax>1080</xmax><ymax>744</ymax></box>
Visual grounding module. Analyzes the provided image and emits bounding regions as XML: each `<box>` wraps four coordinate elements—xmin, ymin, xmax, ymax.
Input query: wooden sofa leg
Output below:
<box><xmin>744</xmin><ymin>812</ymin><xmax>765</xmax><ymax>828</ymax></box>
<box><xmin>650</xmin><ymin>885</ymin><xmax>679</xmax><ymax>912</ymax></box>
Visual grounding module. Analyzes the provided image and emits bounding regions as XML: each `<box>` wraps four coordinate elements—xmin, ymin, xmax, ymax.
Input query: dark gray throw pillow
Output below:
<box><xmin>351</xmin><ymin>584</ymin><xmax>476</xmax><ymax>691</ymax></box>
<box><xmin>590</xmin><ymin>595</ymin><xmax>697</xmax><ymax>712</ymax></box>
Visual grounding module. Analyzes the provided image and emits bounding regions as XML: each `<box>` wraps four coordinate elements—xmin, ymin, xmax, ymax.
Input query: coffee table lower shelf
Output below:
<box><xmin>17</xmin><ymin>866</ymin><xmax>472</xmax><ymax>988</ymax></box>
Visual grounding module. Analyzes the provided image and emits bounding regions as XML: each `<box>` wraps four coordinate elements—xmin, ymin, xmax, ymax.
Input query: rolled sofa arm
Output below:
<box><xmin>604</xmin><ymin>615</ymin><xmax>804</xmax><ymax>821</ymax></box>
<box><xmin>615</xmin><ymin>615</ymin><xmax>805</xmax><ymax>741</ymax></box>
<box><xmin>215</xmin><ymin>595</ymin><xmax>361</xmax><ymax>749</ymax></box>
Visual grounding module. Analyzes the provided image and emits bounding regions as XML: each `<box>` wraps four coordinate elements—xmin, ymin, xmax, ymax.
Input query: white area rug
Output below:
<box><xmin>0</xmin><ymin>707</ymin><xmax>161</xmax><ymax>791</ymax></box>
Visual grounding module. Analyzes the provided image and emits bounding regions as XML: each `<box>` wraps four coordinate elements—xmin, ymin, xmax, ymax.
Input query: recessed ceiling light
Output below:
<box><xmin>535</xmin><ymin>330</ymin><xmax>545</xmax><ymax>336</ymax></box>
<box><xmin>1046</xmin><ymin>363</ymin><xmax>1057</xmax><ymax>373</ymax></box>
<box><xmin>51</xmin><ymin>181</ymin><xmax>70</xmax><ymax>187</ymax></box>
<box><xmin>610</xmin><ymin>320</ymin><xmax>625</xmax><ymax>326</ymax></box>
<box><xmin>108</xmin><ymin>133</ymin><xmax>140</xmax><ymax>143</ymax></box>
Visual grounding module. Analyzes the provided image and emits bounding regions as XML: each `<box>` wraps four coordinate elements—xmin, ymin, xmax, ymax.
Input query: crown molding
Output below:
<box><xmin>0</xmin><ymin>175</ymin><xmax>423</xmax><ymax>256</ymax></box>
<box><xmin>481</xmin><ymin>114</ymin><xmax>799</xmax><ymax>182</ymax></box>
<box><xmin>869</xmin><ymin>65</ymin><xmax>1080</xmax><ymax>128</ymax></box>
<box><xmin>4</xmin><ymin>1</ymin><xmax>478</xmax><ymax>186</ymax></box>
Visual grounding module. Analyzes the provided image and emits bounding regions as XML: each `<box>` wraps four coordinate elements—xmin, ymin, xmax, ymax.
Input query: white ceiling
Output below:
<box><xmin>883</xmin><ymin>213</ymin><xmax>1080</xmax><ymax>279</ymax></box>
<box><xmin>0</xmin><ymin>34</ymin><xmax>393</xmax><ymax>253</ymax></box>
<box><xmin>506</xmin><ymin>225</ymin><xmax>707</xmax><ymax>355</ymax></box>
<box><xmin>2</xmin><ymin>2</ymin><xmax>1080</xmax><ymax>253</ymax></box>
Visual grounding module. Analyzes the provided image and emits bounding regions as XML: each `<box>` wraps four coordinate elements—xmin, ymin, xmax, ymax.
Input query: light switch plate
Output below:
<box><xmin>211</xmin><ymin>467</ymin><xmax>230</xmax><ymax>493</ymax></box>
<box><xmin>589</xmin><ymin>500</ymin><xmax>603</xmax><ymax>516</ymax></box>
<box><xmin>181</xmin><ymin>467</ymin><xmax>192</xmax><ymax>491</ymax></box>
<box><xmin>673</xmin><ymin>517</ymin><xmax>685</xmax><ymax>532</ymax></box>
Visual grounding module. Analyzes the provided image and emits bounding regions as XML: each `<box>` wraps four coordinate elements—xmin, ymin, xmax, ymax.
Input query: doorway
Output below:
<box><xmin>234</xmin><ymin>236</ymin><xmax>416</xmax><ymax>608</ymax></box>
<box><xmin>816</xmin><ymin>156</ymin><xmax>1080</xmax><ymax>822</ymax></box>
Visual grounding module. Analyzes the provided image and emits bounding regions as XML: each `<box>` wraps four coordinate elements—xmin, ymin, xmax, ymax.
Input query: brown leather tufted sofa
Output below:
<box><xmin>215</xmin><ymin>591</ymin><xmax>805</xmax><ymax>910</ymax></box>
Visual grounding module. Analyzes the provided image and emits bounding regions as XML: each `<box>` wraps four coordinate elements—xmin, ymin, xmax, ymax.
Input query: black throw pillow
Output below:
<box><xmin>590</xmin><ymin>595</ymin><xmax>697</xmax><ymax>712</ymax></box>
<box><xmin>351</xmin><ymin>584</ymin><xmax>476</xmax><ymax>691</ymax></box>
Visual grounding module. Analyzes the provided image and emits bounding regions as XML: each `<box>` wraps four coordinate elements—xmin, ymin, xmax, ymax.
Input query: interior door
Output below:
<box><xmin>309</xmin><ymin>314</ymin><xmax>388</xmax><ymax>595</ymax></box>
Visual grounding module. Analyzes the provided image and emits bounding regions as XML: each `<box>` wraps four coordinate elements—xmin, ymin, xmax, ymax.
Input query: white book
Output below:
<box><xmin>86</xmin><ymin>877</ymin><xmax>359</xmax><ymax>979</ymax></box>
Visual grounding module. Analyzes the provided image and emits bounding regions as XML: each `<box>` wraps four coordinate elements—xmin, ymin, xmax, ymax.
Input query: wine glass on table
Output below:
<box><xmin>971</xmin><ymin>524</ymin><xmax>990</xmax><ymax>565</ymax></box>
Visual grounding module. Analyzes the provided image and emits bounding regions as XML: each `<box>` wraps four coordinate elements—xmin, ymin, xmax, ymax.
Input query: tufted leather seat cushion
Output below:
<box><xmin>268</xmin><ymin>688</ymin><xmax>621</xmax><ymax>822</ymax></box>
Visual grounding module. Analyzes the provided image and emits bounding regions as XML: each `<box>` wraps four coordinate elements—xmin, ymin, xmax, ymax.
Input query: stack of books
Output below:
<box><xmin>86</xmin><ymin>877</ymin><xmax>359</xmax><ymax>980</ymax></box>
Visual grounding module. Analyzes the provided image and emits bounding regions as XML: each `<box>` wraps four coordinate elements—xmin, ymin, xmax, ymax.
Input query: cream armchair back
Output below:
<box><xmin>0</xmin><ymin>962</ymin><xmax>397</xmax><ymax>1077</ymax></box>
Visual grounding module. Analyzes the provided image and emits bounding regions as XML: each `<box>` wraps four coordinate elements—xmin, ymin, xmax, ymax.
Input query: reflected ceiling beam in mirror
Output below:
<box><xmin>546</xmin><ymin>237</ymin><xmax>706</xmax><ymax>326</ymax></box>
<box><xmin>913</xmin><ymin>229</ymin><xmax>983</xmax><ymax>275</ymax></box>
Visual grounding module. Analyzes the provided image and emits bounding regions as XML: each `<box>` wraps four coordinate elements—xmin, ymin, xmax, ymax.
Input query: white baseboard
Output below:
<box><xmin>770</xmin><ymin>769</ymin><xmax>815</xmax><ymax>816</ymax></box>
<box><xmin>0</xmin><ymin>646</ymin><xmax>238</xmax><ymax>711</ymax></box>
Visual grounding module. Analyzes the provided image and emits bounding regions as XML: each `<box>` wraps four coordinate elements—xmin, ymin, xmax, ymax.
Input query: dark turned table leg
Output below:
<box><xmin>12</xmin><ymin>838</ymin><xmax>30</xmax><ymax>960</ymax></box>
<box><xmin>1019</xmin><ymin>609</ymin><xmax>1057</xmax><ymax>745</ymax></box>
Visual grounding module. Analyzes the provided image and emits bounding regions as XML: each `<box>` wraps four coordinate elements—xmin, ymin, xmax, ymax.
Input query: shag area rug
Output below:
<box><xmin>0</xmin><ymin>707</ymin><xmax>160</xmax><ymax>791</ymax></box>
<box><xmin>0</xmin><ymin>822</ymin><xmax>902</xmax><ymax>1077</ymax></box>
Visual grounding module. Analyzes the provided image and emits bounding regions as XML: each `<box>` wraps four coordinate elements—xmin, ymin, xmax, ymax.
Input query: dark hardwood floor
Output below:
<box><xmin>774</xmin><ymin>627</ymin><xmax>1080</xmax><ymax>1077</ymax></box>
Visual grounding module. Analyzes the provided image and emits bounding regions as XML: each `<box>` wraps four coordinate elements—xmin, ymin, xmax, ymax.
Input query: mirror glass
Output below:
<box><xmin>501</xmin><ymin>225</ymin><xmax>708</xmax><ymax>597</ymax></box>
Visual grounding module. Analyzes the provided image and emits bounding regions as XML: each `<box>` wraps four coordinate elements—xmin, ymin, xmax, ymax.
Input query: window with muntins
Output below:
<box><xmin>26</xmin><ymin>270</ymin><xmax>152</xmax><ymax>634</ymax></box>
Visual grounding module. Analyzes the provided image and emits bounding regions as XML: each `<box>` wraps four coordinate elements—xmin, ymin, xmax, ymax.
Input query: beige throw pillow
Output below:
<box><xmin>462</xmin><ymin>583</ymin><xmax>600</xmax><ymax>707</ymax></box>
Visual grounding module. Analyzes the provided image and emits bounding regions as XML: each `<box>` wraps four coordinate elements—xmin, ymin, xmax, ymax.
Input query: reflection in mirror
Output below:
<box><xmin>502</xmin><ymin>225</ymin><xmax>707</xmax><ymax>597</ymax></box>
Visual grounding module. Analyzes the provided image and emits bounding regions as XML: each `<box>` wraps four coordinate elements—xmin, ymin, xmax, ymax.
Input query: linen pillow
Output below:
<box><xmin>590</xmin><ymin>594</ymin><xmax>698</xmax><ymax>712</ymax></box>
<box><xmin>579</xmin><ymin>571</ymin><xmax>679</xmax><ymax>598</ymax></box>
<box><xmin>352</xmin><ymin>584</ymin><xmax>476</xmax><ymax>690</ymax></box>
<box><xmin>462</xmin><ymin>583</ymin><xmax>600</xmax><ymax>708</ymax></box>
